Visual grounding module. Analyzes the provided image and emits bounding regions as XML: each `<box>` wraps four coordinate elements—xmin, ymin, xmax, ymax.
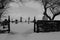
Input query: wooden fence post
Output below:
<box><xmin>8</xmin><ymin>16</ymin><xmax>10</xmax><ymax>33</ymax></box>
<box><xmin>34</xmin><ymin>16</ymin><xmax>36</xmax><ymax>32</ymax></box>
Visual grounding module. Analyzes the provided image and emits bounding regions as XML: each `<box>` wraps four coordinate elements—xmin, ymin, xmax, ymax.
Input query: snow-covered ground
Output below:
<box><xmin>0</xmin><ymin>0</ymin><xmax>60</xmax><ymax>40</ymax></box>
<box><xmin>0</xmin><ymin>23</ymin><xmax>60</xmax><ymax>40</ymax></box>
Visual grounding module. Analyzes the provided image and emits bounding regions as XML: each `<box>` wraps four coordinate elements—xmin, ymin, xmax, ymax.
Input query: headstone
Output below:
<box><xmin>28</xmin><ymin>17</ymin><xmax>30</xmax><ymax>24</ymax></box>
<box><xmin>15</xmin><ymin>19</ymin><xmax>18</xmax><ymax>24</ymax></box>
<box><xmin>20</xmin><ymin>17</ymin><xmax>22</xmax><ymax>22</ymax></box>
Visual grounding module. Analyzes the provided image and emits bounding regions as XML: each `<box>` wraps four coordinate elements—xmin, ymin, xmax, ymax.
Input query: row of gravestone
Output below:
<box><xmin>0</xmin><ymin>16</ymin><xmax>37</xmax><ymax>25</ymax></box>
<box><xmin>4</xmin><ymin>16</ymin><xmax>36</xmax><ymax>24</ymax></box>
<box><xmin>0</xmin><ymin>16</ymin><xmax>37</xmax><ymax>27</ymax></box>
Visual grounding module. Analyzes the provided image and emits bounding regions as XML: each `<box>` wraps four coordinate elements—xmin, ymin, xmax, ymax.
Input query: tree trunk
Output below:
<box><xmin>43</xmin><ymin>7</ymin><xmax>51</xmax><ymax>20</ymax></box>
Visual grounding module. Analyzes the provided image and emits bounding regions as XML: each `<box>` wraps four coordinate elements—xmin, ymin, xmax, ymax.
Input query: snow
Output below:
<box><xmin>54</xmin><ymin>15</ymin><xmax>60</xmax><ymax>20</ymax></box>
<box><xmin>0</xmin><ymin>23</ymin><xmax>60</xmax><ymax>40</ymax></box>
<box><xmin>10</xmin><ymin>23</ymin><xmax>34</xmax><ymax>33</ymax></box>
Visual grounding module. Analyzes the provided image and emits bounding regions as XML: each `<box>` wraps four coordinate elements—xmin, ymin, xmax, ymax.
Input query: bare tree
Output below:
<box><xmin>0</xmin><ymin>0</ymin><xmax>10</xmax><ymax>21</ymax></box>
<box><xmin>40</xmin><ymin>0</ymin><xmax>60</xmax><ymax>20</ymax></box>
<box><xmin>50</xmin><ymin>2</ymin><xmax>60</xmax><ymax>20</ymax></box>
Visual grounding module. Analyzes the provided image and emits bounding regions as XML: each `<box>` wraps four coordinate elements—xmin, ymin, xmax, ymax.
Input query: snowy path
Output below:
<box><xmin>10</xmin><ymin>23</ymin><xmax>34</xmax><ymax>34</ymax></box>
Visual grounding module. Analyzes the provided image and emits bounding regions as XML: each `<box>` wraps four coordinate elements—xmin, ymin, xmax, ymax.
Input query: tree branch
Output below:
<box><xmin>52</xmin><ymin>12</ymin><xmax>60</xmax><ymax>20</ymax></box>
<box><xmin>49</xmin><ymin>8</ymin><xmax>54</xmax><ymax>14</ymax></box>
<box><xmin>46</xmin><ymin>0</ymin><xmax>60</xmax><ymax>8</ymax></box>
